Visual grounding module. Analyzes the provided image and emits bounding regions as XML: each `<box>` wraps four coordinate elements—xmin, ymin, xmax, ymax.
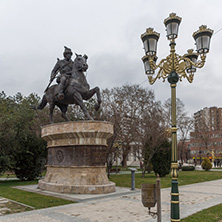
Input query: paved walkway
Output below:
<box><xmin>0</xmin><ymin>179</ymin><xmax>222</xmax><ymax>221</ymax></box>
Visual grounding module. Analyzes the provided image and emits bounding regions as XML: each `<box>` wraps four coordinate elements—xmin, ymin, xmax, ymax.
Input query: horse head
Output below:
<box><xmin>74</xmin><ymin>53</ymin><xmax>88</xmax><ymax>72</ymax></box>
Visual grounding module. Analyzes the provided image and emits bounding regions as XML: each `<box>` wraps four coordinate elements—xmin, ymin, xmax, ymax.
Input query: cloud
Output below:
<box><xmin>0</xmin><ymin>0</ymin><xmax>221</xmax><ymax>116</ymax></box>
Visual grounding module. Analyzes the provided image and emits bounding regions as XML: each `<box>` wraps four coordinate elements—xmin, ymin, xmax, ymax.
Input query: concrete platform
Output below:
<box><xmin>14</xmin><ymin>184</ymin><xmax>139</xmax><ymax>202</ymax></box>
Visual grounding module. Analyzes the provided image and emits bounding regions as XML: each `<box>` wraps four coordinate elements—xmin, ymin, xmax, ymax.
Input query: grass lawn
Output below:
<box><xmin>0</xmin><ymin>173</ymin><xmax>16</xmax><ymax>178</ymax></box>
<box><xmin>109</xmin><ymin>170</ymin><xmax>222</xmax><ymax>189</ymax></box>
<box><xmin>0</xmin><ymin>180</ymin><xmax>74</xmax><ymax>210</ymax></box>
<box><xmin>181</xmin><ymin>204</ymin><xmax>222</xmax><ymax>222</ymax></box>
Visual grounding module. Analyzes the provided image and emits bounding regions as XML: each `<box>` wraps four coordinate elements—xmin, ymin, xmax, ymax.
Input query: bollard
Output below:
<box><xmin>129</xmin><ymin>168</ymin><xmax>137</xmax><ymax>190</ymax></box>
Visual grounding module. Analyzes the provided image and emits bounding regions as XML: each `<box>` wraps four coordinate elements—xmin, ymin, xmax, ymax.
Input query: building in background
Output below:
<box><xmin>190</xmin><ymin>107</ymin><xmax>222</xmax><ymax>165</ymax></box>
<box><xmin>177</xmin><ymin>139</ymin><xmax>191</xmax><ymax>163</ymax></box>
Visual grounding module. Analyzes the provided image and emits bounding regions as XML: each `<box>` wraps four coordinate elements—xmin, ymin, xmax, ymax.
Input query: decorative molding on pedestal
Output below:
<box><xmin>41</xmin><ymin>121</ymin><xmax>113</xmax><ymax>147</ymax></box>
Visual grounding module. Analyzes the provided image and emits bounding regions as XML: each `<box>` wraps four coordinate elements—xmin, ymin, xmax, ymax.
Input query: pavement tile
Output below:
<box><xmin>0</xmin><ymin>214</ymin><xmax>62</xmax><ymax>222</ymax></box>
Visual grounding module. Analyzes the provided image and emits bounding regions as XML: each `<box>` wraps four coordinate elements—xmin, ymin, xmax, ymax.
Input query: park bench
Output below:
<box><xmin>110</xmin><ymin>168</ymin><xmax>120</xmax><ymax>173</ymax></box>
<box><xmin>5</xmin><ymin>171</ymin><xmax>15</xmax><ymax>178</ymax></box>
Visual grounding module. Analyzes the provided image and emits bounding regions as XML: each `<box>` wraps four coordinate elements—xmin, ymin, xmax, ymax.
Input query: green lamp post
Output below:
<box><xmin>141</xmin><ymin>13</ymin><xmax>213</xmax><ymax>221</ymax></box>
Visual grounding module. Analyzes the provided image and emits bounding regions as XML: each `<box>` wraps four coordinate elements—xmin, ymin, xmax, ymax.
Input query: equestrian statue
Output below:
<box><xmin>37</xmin><ymin>46</ymin><xmax>101</xmax><ymax>123</ymax></box>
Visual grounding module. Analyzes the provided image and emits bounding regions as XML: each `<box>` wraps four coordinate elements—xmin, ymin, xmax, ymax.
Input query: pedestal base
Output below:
<box><xmin>38</xmin><ymin>121</ymin><xmax>115</xmax><ymax>194</ymax></box>
<box><xmin>38</xmin><ymin>165</ymin><xmax>116</xmax><ymax>194</ymax></box>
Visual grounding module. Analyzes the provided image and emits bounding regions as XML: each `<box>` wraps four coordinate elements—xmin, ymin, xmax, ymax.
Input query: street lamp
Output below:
<box><xmin>141</xmin><ymin>13</ymin><xmax>213</xmax><ymax>221</ymax></box>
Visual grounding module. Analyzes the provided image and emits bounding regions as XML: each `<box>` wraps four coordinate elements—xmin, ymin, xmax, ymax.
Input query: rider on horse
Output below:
<box><xmin>38</xmin><ymin>50</ymin><xmax>101</xmax><ymax>123</ymax></box>
<box><xmin>50</xmin><ymin>46</ymin><xmax>74</xmax><ymax>100</ymax></box>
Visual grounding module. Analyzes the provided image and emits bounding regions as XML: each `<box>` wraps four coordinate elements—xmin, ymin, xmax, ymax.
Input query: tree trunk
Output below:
<box><xmin>122</xmin><ymin>153</ymin><xmax>128</xmax><ymax>168</ymax></box>
<box><xmin>106</xmin><ymin>160</ymin><xmax>112</xmax><ymax>179</ymax></box>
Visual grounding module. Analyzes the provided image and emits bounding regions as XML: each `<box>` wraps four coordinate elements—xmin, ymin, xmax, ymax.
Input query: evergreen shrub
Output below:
<box><xmin>13</xmin><ymin>133</ymin><xmax>47</xmax><ymax>180</ymax></box>
<box><xmin>201</xmin><ymin>157</ymin><xmax>212</xmax><ymax>171</ymax></box>
<box><xmin>182</xmin><ymin>166</ymin><xmax>195</xmax><ymax>171</ymax></box>
<box><xmin>151</xmin><ymin>140</ymin><xmax>171</xmax><ymax>177</ymax></box>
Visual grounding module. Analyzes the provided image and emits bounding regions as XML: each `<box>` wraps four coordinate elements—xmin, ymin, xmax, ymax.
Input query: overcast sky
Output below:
<box><xmin>0</xmin><ymin>0</ymin><xmax>222</xmax><ymax>115</ymax></box>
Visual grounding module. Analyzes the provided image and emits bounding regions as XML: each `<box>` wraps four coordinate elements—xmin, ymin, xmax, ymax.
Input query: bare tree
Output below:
<box><xmin>139</xmin><ymin>101</ymin><xmax>168</xmax><ymax>177</ymax></box>
<box><xmin>163</xmin><ymin>98</ymin><xmax>193</xmax><ymax>162</ymax></box>
<box><xmin>101</xmin><ymin>85</ymin><xmax>147</xmax><ymax>167</ymax></box>
<box><xmin>101</xmin><ymin>84</ymin><xmax>168</xmax><ymax>174</ymax></box>
<box><xmin>99</xmin><ymin>88</ymin><xmax>123</xmax><ymax>176</ymax></box>
<box><xmin>178</xmin><ymin>116</ymin><xmax>193</xmax><ymax>162</ymax></box>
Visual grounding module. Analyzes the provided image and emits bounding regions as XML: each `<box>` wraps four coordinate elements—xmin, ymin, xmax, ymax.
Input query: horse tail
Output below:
<box><xmin>38</xmin><ymin>94</ymin><xmax>48</xmax><ymax>110</ymax></box>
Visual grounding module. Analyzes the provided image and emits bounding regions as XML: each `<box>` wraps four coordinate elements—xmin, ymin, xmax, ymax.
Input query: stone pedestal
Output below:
<box><xmin>38</xmin><ymin>121</ymin><xmax>116</xmax><ymax>194</ymax></box>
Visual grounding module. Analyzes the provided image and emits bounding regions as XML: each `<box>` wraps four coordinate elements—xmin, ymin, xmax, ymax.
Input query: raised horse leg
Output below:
<box><xmin>73</xmin><ymin>91</ymin><xmax>93</xmax><ymax>120</ymax></box>
<box><xmin>84</xmin><ymin>87</ymin><xmax>101</xmax><ymax>111</ymax></box>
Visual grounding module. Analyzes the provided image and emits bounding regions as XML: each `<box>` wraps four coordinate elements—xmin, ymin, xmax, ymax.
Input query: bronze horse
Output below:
<box><xmin>37</xmin><ymin>54</ymin><xmax>101</xmax><ymax>123</ymax></box>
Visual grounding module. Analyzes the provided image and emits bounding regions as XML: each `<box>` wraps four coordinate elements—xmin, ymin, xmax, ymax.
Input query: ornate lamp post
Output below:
<box><xmin>141</xmin><ymin>13</ymin><xmax>213</xmax><ymax>221</ymax></box>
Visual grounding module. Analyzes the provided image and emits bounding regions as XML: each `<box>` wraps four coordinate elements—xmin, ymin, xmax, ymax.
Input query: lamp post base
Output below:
<box><xmin>171</xmin><ymin>179</ymin><xmax>180</xmax><ymax>221</ymax></box>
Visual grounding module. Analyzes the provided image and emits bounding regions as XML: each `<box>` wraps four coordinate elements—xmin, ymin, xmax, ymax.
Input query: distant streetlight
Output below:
<box><xmin>141</xmin><ymin>12</ymin><xmax>213</xmax><ymax>221</ymax></box>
